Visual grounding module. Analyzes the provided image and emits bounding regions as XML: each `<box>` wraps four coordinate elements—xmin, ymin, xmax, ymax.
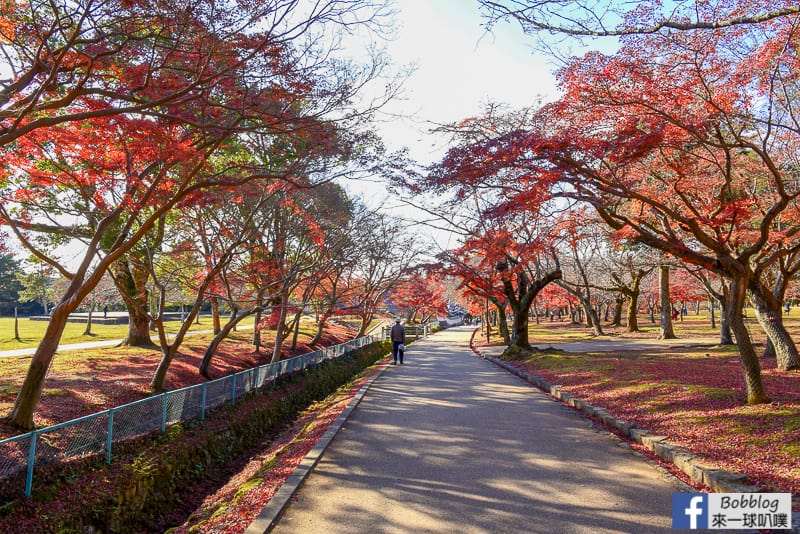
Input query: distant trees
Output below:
<box><xmin>551</xmin><ymin>212</ymin><xmax>607</xmax><ymax>336</ymax></box>
<box><xmin>387</xmin><ymin>269</ymin><xmax>449</xmax><ymax>325</ymax></box>
<box><xmin>0</xmin><ymin>254</ymin><xmax>23</xmax><ymax>315</ymax></box>
<box><xmin>347</xmin><ymin>212</ymin><xmax>419</xmax><ymax>337</ymax></box>
<box><xmin>15</xmin><ymin>262</ymin><xmax>53</xmax><ymax>316</ymax></box>
<box><xmin>603</xmin><ymin>243</ymin><xmax>655</xmax><ymax>333</ymax></box>
<box><xmin>440</xmin><ymin>238</ymin><xmax>512</xmax><ymax>344</ymax></box>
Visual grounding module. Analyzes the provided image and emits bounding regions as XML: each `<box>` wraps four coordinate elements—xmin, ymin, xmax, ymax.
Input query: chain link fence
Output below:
<box><xmin>0</xmin><ymin>335</ymin><xmax>374</xmax><ymax>497</ymax></box>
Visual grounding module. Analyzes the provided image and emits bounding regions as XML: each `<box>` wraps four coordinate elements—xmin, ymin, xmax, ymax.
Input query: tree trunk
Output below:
<box><xmin>151</xmin><ymin>344</ymin><xmax>178</xmax><ymax>391</ymax></box>
<box><xmin>114</xmin><ymin>259</ymin><xmax>154</xmax><ymax>346</ymax></box>
<box><xmin>310</xmin><ymin>311</ymin><xmax>330</xmax><ymax>346</ymax></box>
<box><xmin>271</xmin><ymin>296</ymin><xmax>288</xmax><ymax>363</ymax></box>
<box><xmin>750</xmin><ymin>287</ymin><xmax>800</xmax><ymax>370</ymax></box>
<box><xmin>8</xmin><ymin>241</ymin><xmax>119</xmax><ymax>428</ymax></box>
<box><xmin>726</xmin><ymin>276</ymin><xmax>769</xmax><ymax>404</ymax></box>
<box><xmin>493</xmin><ymin>304</ymin><xmax>509</xmax><ymax>345</ymax></box>
<box><xmin>585</xmin><ymin>301</ymin><xmax>604</xmax><ymax>336</ymax></box>
<box><xmin>762</xmin><ymin>338</ymin><xmax>776</xmax><ymax>359</ymax></box>
<box><xmin>199</xmin><ymin>309</ymin><xmax>251</xmax><ymax>379</ymax></box>
<box><xmin>211</xmin><ymin>297</ymin><xmax>221</xmax><ymax>334</ymax></box>
<box><xmin>626</xmin><ymin>293</ymin><xmax>640</xmax><ymax>332</ymax></box>
<box><xmin>252</xmin><ymin>309</ymin><xmax>262</xmax><ymax>352</ymax></box>
<box><xmin>719</xmin><ymin>316</ymin><xmax>733</xmax><ymax>345</ymax></box>
<box><xmin>125</xmin><ymin>307</ymin><xmax>153</xmax><ymax>345</ymax></box>
<box><xmin>511</xmin><ymin>305</ymin><xmax>530</xmax><ymax>348</ymax></box>
<box><xmin>504</xmin><ymin>269</ymin><xmax>561</xmax><ymax>349</ymax></box>
<box><xmin>229</xmin><ymin>306</ymin><xmax>238</xmax><ymax>332</ymax></box>
<box><xmin>623</xmin><ymin>273</ymin><xmax>646</xmax><ymax>332</ymax></box>
<box><xmin>83</xmin><ymin>301</ymin><xmax>95</xmax><ymax>335</ymax></box>
<box><xmin>611</xmin><ymin>296</ymin><xmax>624</xmax><ymax>327</ymax></box>
<box><xmin>499</xmin><ymin>313</ymin><xmax>510</xmax><ymax>345</ymax></box>
<box><xmin>357</xmin><ymin>313</ymin><xmax>372</xmax><ymax>338</ymax></box>
<box><xmin>147</xmin><ymin>289</ymin><xmax>210</xmax><ymax>390</ymax></box>
<box><xmin>14</xmin><ymin>307</ymin><xmax>20</xmax><ymax>340</ymax></box>
<box><xmin>709</xmin><ymin>299</ymin><xmax>716</xmax><ymax>329</ymax></box>
<box><xmin>658</xmin><ymin>265</ymin><xmax>676</xmax><ymax>339</ymax></box>
<box><xmin>713</xmin><ymin>286</ymin><xmax>734</xmax><ymax>345</ymax></box>
<box><xmin>646</xmin><ymin>295</ymin><xmax>656</xmax><ymax>323</ymax></box>
<box><xmin>290</xmin><ymin>308</ymin><xmax>303</xmax><ymax>350</ymax></box>
<box><xmin>484</xmin><ymin>304</ymin><xmax>492</xmax><ymax>342</ymax></box>
<box><xmin>7</xmin><ymin>304</ymin><xmax>71</xmax><ymax>429</ymax></box>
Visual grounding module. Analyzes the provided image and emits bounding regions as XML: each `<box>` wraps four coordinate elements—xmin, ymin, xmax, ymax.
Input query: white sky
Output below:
<box><xmin>341</xmin><ymin>0</ymin><xmax>560</xmax><ymax>251</ymax></box>
<box><xmin>376</xmin><ymin>0</ymin><xmax>558</xmax><ymax>164</ymax></box>
<box><xmin>7</xmin><ymin>0</ymin><xmax>562</xmax><ymax>263</ymax></box>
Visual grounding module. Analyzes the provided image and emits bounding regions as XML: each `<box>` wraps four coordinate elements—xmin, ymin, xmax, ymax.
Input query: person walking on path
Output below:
<box><xmin>390</xmin><ymin>317</ymin><xmax>405</xmax><ymax>364</ymax></box>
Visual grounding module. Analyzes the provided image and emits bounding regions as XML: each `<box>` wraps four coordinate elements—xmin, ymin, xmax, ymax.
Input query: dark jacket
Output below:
<box><xmin>390</xmin><ymin>323</ymin><xmax>405</xmax><ymax>343</ymax></box>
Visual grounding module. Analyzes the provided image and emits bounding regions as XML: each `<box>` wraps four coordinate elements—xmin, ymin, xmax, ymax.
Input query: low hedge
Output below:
<box><xmin>0</xmin><ymin>339</ymin><xmax>391</xmax><ymax>533</ymax></box>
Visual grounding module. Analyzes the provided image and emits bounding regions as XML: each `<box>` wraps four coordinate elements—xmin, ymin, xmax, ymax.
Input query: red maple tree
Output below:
<box><xmin>387</xmin><ymin>269</ymin><xmax>448</xmax><ymax>325</ymax></box>
<box><xmin>0</xmin><ymin>1</ymin><xmax>394</xmax><ymax>429</ymax></box>
<box><xmin>423</xmin><ymin>17</ymin><xmax>800</xmax><ymax>404</ymax></box>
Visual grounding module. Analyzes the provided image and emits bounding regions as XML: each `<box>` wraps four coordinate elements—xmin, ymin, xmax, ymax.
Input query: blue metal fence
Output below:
<box><xmin>379</xmin><ymin>320</ymin><xmax>439</xmax><ymax>341</ymax></box>
<box><xmin>0</xmin><ymin>335</ymin><xmax>375</xmax><ymax>497</ymax></box>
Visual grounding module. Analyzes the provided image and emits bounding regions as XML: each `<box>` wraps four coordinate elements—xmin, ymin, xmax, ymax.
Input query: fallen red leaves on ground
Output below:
<box><xmin>473</xmin><ymin>322</ymin><xmax>800</xmax><ymax>511</ymax></box>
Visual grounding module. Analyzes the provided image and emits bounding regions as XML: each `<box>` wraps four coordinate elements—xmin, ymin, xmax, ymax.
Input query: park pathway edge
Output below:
<box><xmin>244</xmin><ymin>360</ymin><xmax>389</xmax><ymax>534</ymax></box>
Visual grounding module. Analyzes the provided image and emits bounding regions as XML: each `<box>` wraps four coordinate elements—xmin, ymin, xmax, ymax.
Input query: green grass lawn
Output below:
<box><xmin>0</xmin><ymin>316</ymin><xmax>218</xmax><ymax>350</ymax></box>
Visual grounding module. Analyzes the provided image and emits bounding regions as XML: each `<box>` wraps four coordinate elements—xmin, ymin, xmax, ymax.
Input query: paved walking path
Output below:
<box><xmin>0</xmin><ymin>326</ymin><xmax>255</xmax><ymax>359</ymax></box>
<box><xmin>0</xmin><ymin>338</ymin><xmax>124</xmax><ymax>358</ymax></box>
<box><xmin>265</xmin><ymin>326</ymin><xmax>690</xmax><ymax>533</ymax></box>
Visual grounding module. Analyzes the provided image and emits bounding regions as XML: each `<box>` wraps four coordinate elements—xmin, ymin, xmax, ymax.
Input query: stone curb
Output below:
<box><xmin>479</xmin><ymin>351</ymin><xmax>800</xmax><ymax>531</ymax></box>
<box><xmin>244</xmin><ymin>360</ymin><xmax>390</xmax><ymax>534</ymax></box>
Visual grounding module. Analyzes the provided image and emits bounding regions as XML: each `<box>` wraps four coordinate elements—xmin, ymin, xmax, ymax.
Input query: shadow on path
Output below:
<box><xmin>270</xmin><ymin>326</ymin><xmax>689</xmax><ymax>534</ymax></box>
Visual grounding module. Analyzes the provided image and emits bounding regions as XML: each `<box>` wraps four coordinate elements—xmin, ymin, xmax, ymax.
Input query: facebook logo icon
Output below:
<box><xmin>673</xmin><ymin>494</ymin><xmax>708</xmax><ymax>529</ymax></box>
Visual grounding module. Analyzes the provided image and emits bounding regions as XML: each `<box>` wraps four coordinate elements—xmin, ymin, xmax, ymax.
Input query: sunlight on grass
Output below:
<box><xmin>781</xmin><ymin>442</ymin><xmax>800</xmax><ymax>459</ymax></box>
<box><xmin>0</xmin><ymin>316</ymin><xmax>220</xmax><ymax>350</ymax></box>
<box><xmin>233</xmin><ymin>477</ymin><xmax>264</xmax><ymax>503</ymax></box>
<box><xmin>783</xmin><ymin>414</ymin><xmax>800</xmax><ymax>432</ymax></box>
<box><xmin>685</xmin><ymin>384</ymin><xmax>738</xmax><ymax>400</ymax></box>
<box><xmin>523</xmin><ymin>351</ymin><xmax>616</xmax><ymax>374</ymax></box>
<box><xmin>614</xmin><ymin>383</ymin><xmax>654</xmax><ymax>395</ymax></box>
